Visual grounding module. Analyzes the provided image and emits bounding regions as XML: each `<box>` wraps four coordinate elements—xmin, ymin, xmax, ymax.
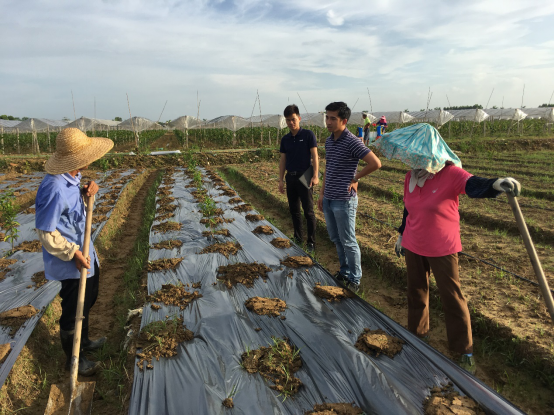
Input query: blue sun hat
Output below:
<box><xmin>374</xmin><ymin>123</ymin><xmax>461</xmax><ymax>174</ymax></box>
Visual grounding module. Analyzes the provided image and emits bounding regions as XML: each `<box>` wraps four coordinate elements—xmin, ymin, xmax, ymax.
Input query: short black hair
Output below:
<box><xmin>325</xmin><ymin>102</ymin><xmax>351</xmax><ymax>122</ymax></box>
<box><xmin>284</xmin><ymin>104</ymin><xmax>300</xmax><ymax>117</ymax></box>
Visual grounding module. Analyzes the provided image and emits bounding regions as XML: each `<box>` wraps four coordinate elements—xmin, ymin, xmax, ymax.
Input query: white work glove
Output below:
<box><xmin>493</xmin><ymin>177</ymin><xmax>521</xmax><ymax>197</ymax></box>
<box><xmin>395</xmin><ymin>235</ymin><xmax>405</xmax><ymax>257</ymax></box>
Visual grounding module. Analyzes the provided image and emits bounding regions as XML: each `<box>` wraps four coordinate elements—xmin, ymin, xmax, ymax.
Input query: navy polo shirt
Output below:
<box><xmin>324</xmin><ymin>128</ymin><xmax>370</xmax><ymax>200</ymax></box>
<box><xmin>279</xmin><ymin>128</ymin><xmax>317</xmax><ymax>173</ymax></box>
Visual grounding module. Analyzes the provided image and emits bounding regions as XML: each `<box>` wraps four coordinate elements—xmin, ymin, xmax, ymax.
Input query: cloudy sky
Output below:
<box><xmin>2</xmin><ymin>0</ymin><xmax>554</xmax><ymax>121</ymax></box>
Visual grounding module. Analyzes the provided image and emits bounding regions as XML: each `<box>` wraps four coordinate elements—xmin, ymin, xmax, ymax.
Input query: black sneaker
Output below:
<box><xmin>347</xmin><ymin>282</ymin><xmax>360</xmax><ymax>292</ymax></box>
<box><xmin>306</xmin><ymin>243</ymin><xmax>315</xmax><ymax>253</ymax></box>
<box><xmin>459</xmin><ymin>354</ymin><xmax>476</xmax><ymax>375</ymax></box>
<box><xmin>333</xmin><ymin>271</ymin><xmax>348</xmax><ymax>286</ymax></box>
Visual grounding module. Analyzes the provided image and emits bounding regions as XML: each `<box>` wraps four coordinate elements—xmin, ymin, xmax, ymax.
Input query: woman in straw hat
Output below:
<box><xmin>35</xmin><ymin>128</ymin><xmax>113</xmax><ymax>376</ymax></box>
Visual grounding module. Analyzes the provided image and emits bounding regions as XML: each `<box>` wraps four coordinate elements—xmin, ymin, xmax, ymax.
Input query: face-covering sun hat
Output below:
<box><xmin>45</xmin><ymin>128</ymin><xmax>114</xmax><ymax>175</ymax></box>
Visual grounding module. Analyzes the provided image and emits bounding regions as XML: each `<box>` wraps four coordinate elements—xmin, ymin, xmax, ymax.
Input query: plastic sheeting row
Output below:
<box><xmin>0</xmin><ymin>169</ymin><xmax>137</xmax><ymax>388</ymax></box>
<box><xmin>130</xmin><ymin>167</ymin><xmax>522</xmax><ymax>415</ymax></box>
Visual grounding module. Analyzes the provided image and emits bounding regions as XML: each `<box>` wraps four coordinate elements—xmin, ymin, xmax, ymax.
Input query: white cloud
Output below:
<box><xmin>326</xmin><ymin>9</ymin><xmax>344</xmax><ymax>26</ymax></box>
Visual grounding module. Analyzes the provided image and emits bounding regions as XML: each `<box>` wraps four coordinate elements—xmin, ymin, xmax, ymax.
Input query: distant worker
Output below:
<box><xmin>35</xmin><ymin>128</ymin><xmax>113</xmax><ymax>376</ymax></box>
<box><xmin>362</xmin><ymin>112</ymin><xmax>372</xmax><ymax>145</ymax></box>
<box><xmin>377</xmin><ymin>123</ymin><xmax>521</xmax><ymax>375</ymax></box>
<box><xmin>375</xmin><ymin>115</ymin><xmax>387</xmax><ymax>137</ymax></box>
<box><xmin>317</xmin><ymin>102</ymin><xmax>381</xmax><ymax>291</ymax></box>
<box><xmin>278</xmin><ymin>104</ymin><xmax>319</xmax><ymax>253</ymax></box>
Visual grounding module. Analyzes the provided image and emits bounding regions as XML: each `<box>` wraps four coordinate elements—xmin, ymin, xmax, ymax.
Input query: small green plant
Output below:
<box><xmin>0</xmin><ymin>189</ymin><xmax>20</xmax><ymax>251</ymax></box>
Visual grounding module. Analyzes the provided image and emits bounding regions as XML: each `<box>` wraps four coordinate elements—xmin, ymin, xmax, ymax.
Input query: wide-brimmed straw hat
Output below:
<box><xmin>45</xmin><ymin>128</ymin><xmax>114</xmax><ymax>175</ymax></box>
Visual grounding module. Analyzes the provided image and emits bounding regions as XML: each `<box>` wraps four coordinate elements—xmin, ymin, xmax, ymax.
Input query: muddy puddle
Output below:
<box><xmin>253</xmin><ymin>225</ymin><xmax>274</xmax><ymax>235</ymax></box>
<box><xmin>0</xmin><ymin>343</ymin><xmax>11</xmax><ymax>364</ymax></box>
<box><xmin>281</xmin><ymin>256</ymin><xmax>313</xmax><ymax>268</ymax></box>
<box><xmin>136</xmin><ymin>316</ymin><xmax>194</xmax><ymax>371</ymax></box>
<box><xmin>355</xmin><ymin>328</ymin><xmax>405</xmax><ymax>358</ymax></box>
<box><xmin>14</xmin><ymin>240</ymin><xmax>42</xmax><ymax>252</ymax></box>
<box><xmin>245</xmin><ymin>214</ymin><xmax>264</xmax><ymax>222</ymax></box>
<box><xmin>31</xmin><ymin>271</ymin><xmax>47</xmax><ymax>289</ymax></box>
<box><xmin>241</xmin><ymin>337</ymin><xmax>302</xmax><ymax>398</ymax></box>
<box><xmin>92</xmin><ymin>215</ymin><xmax>108</xmax><ymax>224</ymax></box>
<box><xmin>151</xmin><ymin>240</ymin><xmax>183</xmax><ymax>250</ymax></box>
<box><xmin>146</xmin><ymin>257</ymin><xmax>184</xmax><ymax>272</ymax></box>
<box><xmin>217</xmin><ymin>262</ymin><xmax>272</xmax><ymax>289</ymax></box>
<box><xmin>271</xmin><ymin>238</ymin><xmax>292</xmax><ymax>248</ymax></box>
<box><xmin>228</xmin><ymin>197</ymin><xmax>243</xmax><ymax>205</ymax></box>
<box><xmin>200</xmin><ymin>242</ymin><xmax>242</xmax><ymax>258</ymax></box>
<box><xmin>158</xmin><ymin>196</ymin><xmax>176</xmax><ymax>205</ymax></box>
<box><xmin>245</xmin><ymin>297</ymin><xmax>287</xmax><ymax>317</ymax></box>
<box><xmin>152</xmin><ymin>221</ymin><xmax>182</xmax><ymax>233</ymax></box>
<box><xmin>313</xmin><ymin>284</ymin><xmax>353</xmax><ymax>302</ymax></box>
<box><xmin>155</xmin><ymin>212</ymin><xmax>175</xmax><ymax>222</ymax></box>
<box><xmin>156</xmin><ymin>203</ymin><xmax>177</xmax><ymax>215</ymax></box>
<box><xmin>305</xmin><ymin>403</ymin><xmax>363</xmax><ymax>415</ymax></box>
<box><xmin>202</xmin><ymin>229</ymin><xmax>231</xmax><ymax>238</ymax></box>
<box><xmin>0</xmin><ymin>305</ymin><xmax>39</xmax><ymax>336</ymax></box>
<box><xmin>148</xmin><ymin>283</ymin><xmax>203</xmax><ymax>311</ymax></box>
<box><xmin>232</xmin><ymin>204</ymin><xmax>253</xmax><ymax>212</ymax></box>
<box><xmin>424</xmin><ymin>383</ymin><xmax>484</xmax><ymax>415</ymax></box>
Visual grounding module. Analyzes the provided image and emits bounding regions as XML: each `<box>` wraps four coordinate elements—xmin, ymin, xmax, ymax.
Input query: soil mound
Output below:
<box><xmin>156</xmin><ymin>204</ymin><xmax>177</xmax><ymax>215</ymax></box>
<box><xmin>0</xmin><ymin>305</ymin><xmax>39</xmax><ymax>336</ymax></box>
<box><xmin>32</xmin><ymin>271</ymin><xmax>47</xmax><ymax>289</ymax></box>
<box><xmin>222</xmin><ymin>398</ymin><xmax>234</xmax><ymax>408</ymax></box>
<box><xmin>0</xmin><ymin>259</ymin><xmax>17</xmax><ymax>269</ymax></box>
<box><xmin>95</xmin><ymin>205</ymin><xmax>112</xmax><ymax>215</ymax></box>
<box><xmin>305</xmin><ymin>403</ymin><xmax>363</xmax><ymax>415</ymax></box>
<box><xmin>202</xmin><ymin>208</ymin><xmax>224</xmax><ymax>217</ymax></box>
<box><xmin>271</xmin><ymin>238</ymin><xmax>292</xmax><ymax>248</ymax></box>
<box><xmin>155</xmin><ymin>212</ymin><xmax>175</xmax><ymax>222</ymax></box>
<box><xmin>355</xmin><ymin>328</ymin><xmax>404</xmax><ymax>358</ymax></box>
<box><xmin>92</xmin><ymin>215</ymin><xmax>108</xmax><ymax>224</ymax></box>
<box><xmin>241</xmin><ymin>337</ymin><xmax>302</xmax><ymax>398</ymax></box>
<box><xmin>191</xmin><ymin>190</ymin><xmax>208</xmax><ymax>201</ymax></box>
<box><xmin>200</xmin><ymin>242</ymin><xmax>242</xmax><ymax>258</ymax></box>
<box><xmin>219</xmin><ymin>188</ymin><xmax>237</xmax><ymax>197</ymax></box>
<box><xmin>228</xmin><ymin>197</ymin><xmax>243</xmax><ymax>205</ymax></box>
<box><xmin>158</xmin><ymin>196</ymin><xmax>176</xmax><ymax>205</ymax></box>
<box><xmin>146</xmin><ymin>257</ymin><xmax>184</xmax><ymax>272</ymax></box>
<box><xmin>148</xmin><ymin>283</ymin><xmax>203</xmax><ymax>310</ymax></box>
<box><xmin>245</xmin><ymin>297</ymin><xmax>287</xmax><ymax>316</ymax></box>
<box><xmin>151</xmin><ymin>240</ymin><xmax>183</xmax><ymax>250</ymax></box>
<box><xmin>424</xmin><ymin>383</ymin><xmax>484</xmax><ymax>415</ymax></box>
<box><xmin>253</xmin><ymin>225</ymin><xmax>274</xmax><ymax>235</ymax></box>
<box><xmin>152</xmin><ymin>221</ymin><xmax>182</xmax><ymax>233</ymax></box>
<box><xmin>245</xmin><ymin>214</ymin><xmax>264</xmax><ymax>222</ymax></box>
<box><xmin>0</xmin><ymin>343</ymin><xmax>11</xmax><ymax>364</ymax></box>
<box><xmin>313</xmin><ymin>285</ymin><xmax>353</xmax><ymax>302</ymax></box>
<box><xmin>217</xmin><ymin>262</ymin><xmax>272</xmax><ymax>289</ymax></box>
<box><xmin>233</xmin><ymin>204</ymin><xmax>253</xmax><ymax>212</ymax></box>
<box><xmin>157</xmin><ymin>186</ymin><xmax>173</xmax><ymax>196</ymax></box>
<box><xmin>202</xmin><ymin>229</ymin><xmax>231</xmax><ymax>238</ymax></box>
<box><xmin>281</xmin><ymin>256</ymin><xmax>313</xmax><ymax>268</ymax></box>
<box><xmin>200</xmin><ymin>217</ymin><xmax>234</xmax><ymax>225</ymax></box>
<box><xmin>136</xmin><ymin>317</ymin><xmax>194</xmax><ymax>371</ymax></box>
<box><xmin>14</xmin><ymin>240</ymin><xmax>42</xmax><ymax>252</ymax></box>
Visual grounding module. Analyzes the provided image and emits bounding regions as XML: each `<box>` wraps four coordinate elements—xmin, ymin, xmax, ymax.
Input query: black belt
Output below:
<box><xmin>287</xmin><ymin>170</ymin><xmax>305</xmax><ymax>176</ymax></box>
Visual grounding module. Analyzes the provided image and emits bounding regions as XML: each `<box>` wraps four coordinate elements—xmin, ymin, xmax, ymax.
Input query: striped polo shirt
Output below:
<box><xmin>324</xmin><ymin>128</ymin><xmax>370</xmax><ymax>200</ymax></box>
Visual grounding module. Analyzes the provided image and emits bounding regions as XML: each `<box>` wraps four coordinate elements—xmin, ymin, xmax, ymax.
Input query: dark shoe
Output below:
<box><xmin>346</xmin><ymin>282</ymin><xmax>360</xmax><ymax>292</ymax></box>
<box><xmin>60</xmin><ymin>330</ymin><xmax>101</xmax><ymax>376</ymax></box>
<box><xmin>82</xmin><ymin>337</ymin><xmax>107</xmax><ymax>352</ymax></box>
<box><xmin>419</xmin><ymin>335</ymin><xmax>430</xmax><ymax>344</ymax></box>
<box><xmin>333</xmin><ymin>271</ymin><xmax>348</xmax><ymax>286</ymax></box>
<box><xmin>459</xmin><ymin>354</ymin><xmax>476</xmax><ymax>375</ymax></box>
<box><xmin>306</xmin><ymin>243</ymin><xmax>315</xmax><ymax>253</ymax></box>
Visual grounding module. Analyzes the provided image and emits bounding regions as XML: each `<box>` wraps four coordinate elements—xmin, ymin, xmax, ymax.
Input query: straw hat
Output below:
<box><xmin>45</xmin><ymin>128</ymin><xmax>114</xmax><ymax>175</ymax></box>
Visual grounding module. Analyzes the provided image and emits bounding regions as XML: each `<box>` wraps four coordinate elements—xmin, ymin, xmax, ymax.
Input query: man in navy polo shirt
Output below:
<box><xmin>317</xmin><ymin>102</ymin><xmax>382</xmax><ymax>291</ymax></box>
<box><xmin>279</xmin><ymin>104</ymin><xmax>319</xmax><ymax>252</ymax></box>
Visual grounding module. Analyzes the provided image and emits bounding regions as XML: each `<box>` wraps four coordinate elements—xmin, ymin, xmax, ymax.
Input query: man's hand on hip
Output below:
<box><xmin>348</xmin><ymin>181</ymin><xmax>359</xmax><ymax>193</ymax></box>
<box><xmin>82</xmin><ymin>181</ymin><xmax>99</xmax><ymax>197</ymax></box>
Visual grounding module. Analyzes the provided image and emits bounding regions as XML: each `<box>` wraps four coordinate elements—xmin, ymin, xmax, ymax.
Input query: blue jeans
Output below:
<box><xmin>322</xmin><ymin>196</ymin><xmax>362</xmax><ymax>284</ymax></box>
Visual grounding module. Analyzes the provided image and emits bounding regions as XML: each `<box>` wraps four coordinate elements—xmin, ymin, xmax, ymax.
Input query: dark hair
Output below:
<box><xmin>325</xmin><ymin>102</ymin><xmax>351</xmax><ymax>122</ymax></box>
<box><xmin>284</xmin><ymin>104</ymin><xmax>300</xmax><ymax>117</ymax></box>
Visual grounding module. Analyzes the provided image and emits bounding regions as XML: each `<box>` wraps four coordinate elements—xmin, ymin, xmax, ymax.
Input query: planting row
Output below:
<box><xmin>128</xmin><ymin>166</ymin><xmax>520</xmax><ymax>414</ymax></box>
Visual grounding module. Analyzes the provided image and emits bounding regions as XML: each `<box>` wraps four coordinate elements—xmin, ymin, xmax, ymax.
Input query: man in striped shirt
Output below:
<box><xmin>317</xmin><ymin>102</ymin><xmax>382</xmax><ymax>291</ymax></box>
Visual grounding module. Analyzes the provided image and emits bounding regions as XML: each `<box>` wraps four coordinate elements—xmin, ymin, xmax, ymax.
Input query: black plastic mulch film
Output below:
<box><xmin>0</xmin><ymin>169</ymin><xmax>137</xmax><ymax>387</ymax></box>
<box><xmin>130</xmin><ymin>167</ymin><xmax>522</xmax><ymax>415</ymax></box>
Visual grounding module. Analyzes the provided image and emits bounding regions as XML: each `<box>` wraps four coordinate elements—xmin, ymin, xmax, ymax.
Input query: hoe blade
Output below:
<box><xmin>45</xmin><ymin>381</ymin><xmax>95</xmax><ymax>415</ymax></box>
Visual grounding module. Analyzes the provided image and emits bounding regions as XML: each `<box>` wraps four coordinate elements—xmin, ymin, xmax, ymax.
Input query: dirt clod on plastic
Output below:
<box><xmin>95</xmin><ymin>205</ymin><xmax>112</xmax><ymax>215</ymax></box>
<box><xmin>271</xmin><ymin>238</ymin><xmax>292</xmax><ymax>248</ymax></box>
<box><xmin>305</xmin><ymin>403</ymin><xmax>363</xmax><ymax>415</ymax></box>
<box><xmin>424</xmin><ymin>383</ymin><xmax>485</xmax><ymax>415</ymax></box>
<box><xmin>136</xmin><ymin>316</ymin><xmax>194</xmax><ymax>371</ymax></box>
<box><xmin>148</xmin><ymin>283</ymin><xmax>203</xmax><ymax>310</ymax></box>
<box><xmin>200</xmin><ymin>241</ymin><xmax>242</xmax><ymax>258</ymax></box>
<box><xmin>232</xmin><ymin>204</ymin><xmax>253</xmax><ymax>212</ymax></box>
<box><xmin>200</xmin><ymin>217</ymin><xmax>234</xmax><ymax>225</ymax></box>
<box><xmin>245</xmin><ymin>214</ymin><xmax>265</xmax><ymax>222</ymax></box>
<box><xmin>24</xmin><ymin>207</ymin><xmax>36</xmax><ymax>215</ymax></box>
<box><xmin>218</xmin><ymin>186</ymin><xmax>237</xmax><ymax>197</ymax></box>
<box><xmin>0</xmin><ymin>343</ymin><xmax>11</xmax><ymax>364</ymax></box>
<box><xmin>217</xmin><ymin>262</ymin><xmax>272</xmax><ymax>289</ymax></box>
<box><xmin>202</xmin><ymin>229</ymin><xmax>231</xmax><ymax>238</ymax></box>
<box><xmin>14</xmin><ymin>240</ymin><xmax>42</xmax><ymax>252</ymax></box>
<box><xmin>158</xmin><ymin>196</ymin><xmax>176</xmax><ymax>205</ymax></box>
<box><xmin>253</xmin><ymin>225</ymin><xmax>274</xmax><ymax>235</ymax></box>
<box><xmin>313</xmin><ymin>284</ymin><xmax>353</xmax><ymax>302</ymax></box>
<box><xmin>241</xmin><ymin>337</ymin><xmax>302</xmax><ymax>398</ymax></box>
<box><xmin>152</xmin><ymin>221</ymin><xmax>182</xmax><ymax>233</ymax></box>
<box><xmin>281</xmin><ymin>256</ymin><xmax>313</xmax><ymax>268</ymax></box>
<box><xmin>151</xmin><ymin>240</ymin><xmax>183</xmax><ymax>250</ymax></box>
<box><xmin>92</xmin><ymin>215</ymin><xmax>108</xmax><ymax>224</ymax></box>
<box><xmin>222</xmin><ymin>398</ymin><xmax>234</xmax><ymax>408</ymax></box>
<box><xmin>156</xmin><ymin>204</ymin><xmax>177</xmax><ymax>215</ymax></box>
<box><xmin>355</xmin><ymin>328</ymin><xmax>404</xmax><ymax>358</ymax></box>
<box><xmin>0</xmin><ymin>305</ymin><xmax>39</xmax><ymax>336</ymax></box>
<box><xmin>228</xmin><ymin>197</ymin><xmax>243</xmax><ymax>205</ymax></box>
<box><xmin>0</xmin><ymin>259</ymin><xmax>17</xmax><ymax>270</ymax></box>
<box><xmin>146</xmin><ymin>257</ymin><xmax>184</xmax><ymax>272</ymax></box>
<box><xmin>31</xmin><ymin>271</ymin><xmax>47</xmax><ymax>289</ymax></box>
<box><xmin>245</xmin><ymin>297</ymin><xmax>287</xmax><ymax>317</ymax></box>
<box><xmin>155</xmin><ymin>212</ymin><xmax>175</xmax><ymax>222</ymax></box>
